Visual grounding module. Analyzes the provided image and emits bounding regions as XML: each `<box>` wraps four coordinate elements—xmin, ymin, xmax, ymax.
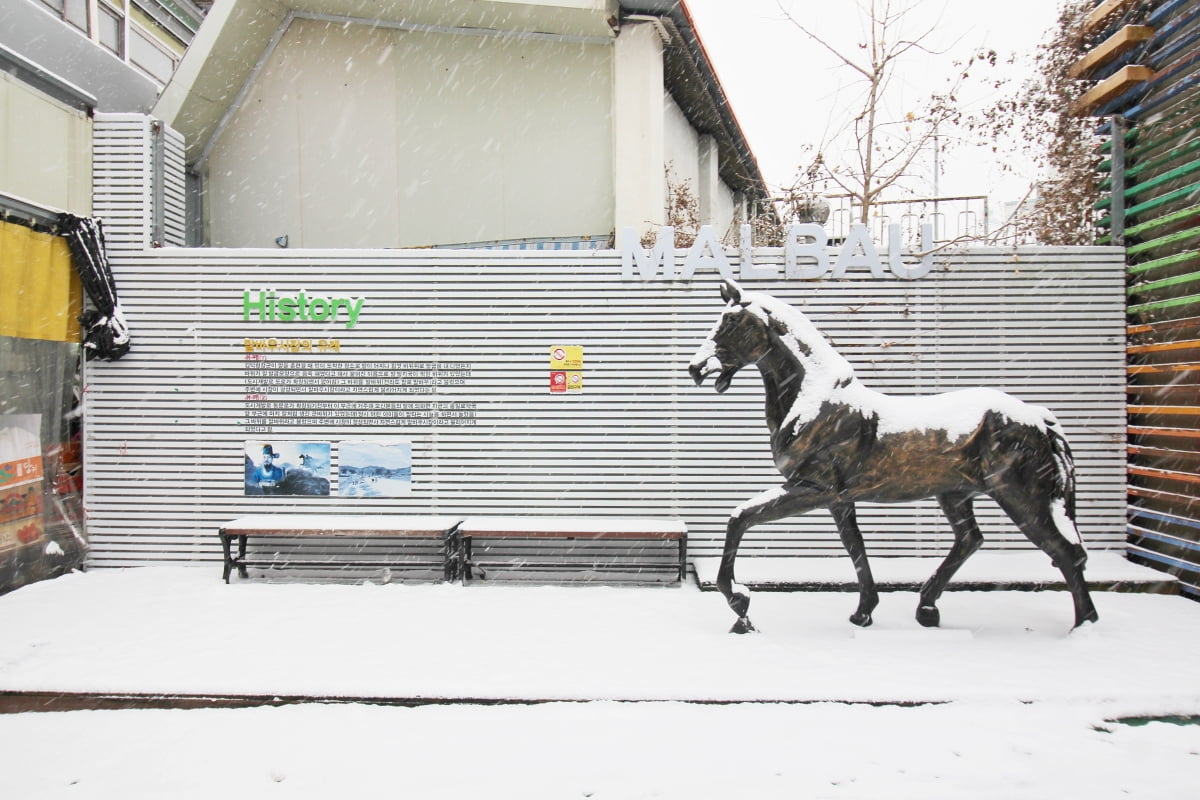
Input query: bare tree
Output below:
<box><xmin>640</xmin><ymin>164</ymin><xmax>701</xmax><ymax>248</ymax></box>
<box><xmin>969</xmin><ymin>0</ymin><xmax>1099</xmax><ymax>246</ymax></box>
<box><xmin>778</xmin><ymin>0</ymin><xmax>994</xmax><ymax>225</ymax></box>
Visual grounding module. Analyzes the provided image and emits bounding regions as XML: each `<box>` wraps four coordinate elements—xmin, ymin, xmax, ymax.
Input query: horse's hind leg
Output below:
<box><xmin>990</xmin><ymin>488</ymin><xmax>1098</xmax><ymax>629</ymax></box>
<box><xmin>831</xmin><ymin>502</ymin><xmax>878</xmax><ymax>627</ymax></box>
<box><xmin>917</xmin><ymin>492</ymin><xmax>985</xmax><ymax>627</ymax></box>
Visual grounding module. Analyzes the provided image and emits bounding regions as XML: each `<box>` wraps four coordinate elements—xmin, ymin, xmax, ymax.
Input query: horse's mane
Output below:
<box><xmin>745</xmin><ymin>292</ymin><xmax>856</xmax><ymax>382</ymax></box>
<box><xmin>743</xmin><ymin>291</ymin><xmax>860</xmax><ymax>432</ymax></box>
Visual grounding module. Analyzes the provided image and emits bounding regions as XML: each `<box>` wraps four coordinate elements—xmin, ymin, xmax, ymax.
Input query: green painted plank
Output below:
<box><xmin>1129</xmin><ymin>248</ymin><xmax>1200</xmax><ymax>276</ymax></box>
<box><xmin>1098</xmin><ymin>180</ymin><xmax>1200</xmax><ymax>226</ymax></box>
<box><xmin>1128</xmin><ymin>293</ymin><xmax>1200</xmax><ymax>315</ymax></box>
<box><xmin>1096</xmin><ymin>158</ymin><xmax>1200</xmax><ymax>210</ymax></box>
<box><xmin>1098</xmin><ymin>128</ymin><xmax>1138</xmax><ymax>157</ymax></box>
<box><xmin>1123</xmin><ymin>204</ymin><xmax>1200</xmax><ymax>237</ymax></box>
<box><xmin>1127</xmin><ymin>108</ymin><xmax>1200</xmax><ymax>153</ymax></box>
<box><xmin>1099</xmin><ymin>137</ymin><xmax>1200</xmax><ymax>188</ymax></box>
<box><xmin>1100</xmin><ymin>97</ymin><xmax>1200</xmax><ymax>158</ymax></box>
<box><xmin>1127</xmin><ymin>225</ymin><xmax>1200</xmax><ymax>256</ymax></box>
<box><xmin>1097</xmin><ymin>119</ymin><xmax>1197</xmax><ymax>170</ymax></box>
<box><xmin>1128</xmin><ymin>271</ymin><xmax>1200</xmax><ymax>296</ymax></box>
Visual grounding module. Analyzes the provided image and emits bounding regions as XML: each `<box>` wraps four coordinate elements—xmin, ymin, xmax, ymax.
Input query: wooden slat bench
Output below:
<box><xmin>218</xmin><ymin>514</ymin><xmax>462</xmax><ymax>583</ymax></box>
<box><xmin>456</xmin><ymin>516</ymin><xmax>687</xmax><ymax>584</ymax></box>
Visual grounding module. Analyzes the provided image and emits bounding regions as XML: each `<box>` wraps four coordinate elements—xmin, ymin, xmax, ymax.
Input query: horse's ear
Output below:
<box><xmin>720</xmin><ymin>280</ymin><xmax>743</xmax><ymax>306</ymax></box>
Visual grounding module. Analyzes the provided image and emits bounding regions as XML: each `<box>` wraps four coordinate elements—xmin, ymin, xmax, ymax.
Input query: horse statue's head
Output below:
<box><xmin>688</xmin><ymin>280</ymin><xmax>773</xmax><ymax>393</ymax></box>
<box><xmin>689</xmin><ymin>280</ymin><xmax>855</xmax><ymax>399</ymax></box>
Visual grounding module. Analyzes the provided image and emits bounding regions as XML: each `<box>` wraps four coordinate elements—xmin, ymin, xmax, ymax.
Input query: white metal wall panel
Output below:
<box><xmin>92</xmin><ymin>113</ymin><xmax>185</xmax><ymax>249</ymax></box>
<box><xmin>161</xmin><ymin>124</ymin><xmax>187</xmax><ymax>247</ymax></box>
<box><xmin>83</xmin><ymin>247</ymin><xmax>1127</xmax><ymax>569</ymax></box>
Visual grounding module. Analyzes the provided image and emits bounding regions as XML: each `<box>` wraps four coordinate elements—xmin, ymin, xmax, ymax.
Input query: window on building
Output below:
<box><xmin>129</xmin><ymin>26</ymin><xmax>176</xmax><ymax>84</ymax></box>
<box><xmin>38</xmin><ymin>0</ymin><xmax>199</xmax><ymax>86</ymax></box>
<box><xmin>64</xmin><ymin>0</ymin><xmax>89</xmax><ymax>31</ymax></box>
<box><xmin>97</xmin><ymin>4</ymin><xmax>124</xmax><ymax>56</ymax></box>
<box><xmin>40</xmin><ymin>0</ymin><xmax>91</xmax><ymax>33</ymax></box>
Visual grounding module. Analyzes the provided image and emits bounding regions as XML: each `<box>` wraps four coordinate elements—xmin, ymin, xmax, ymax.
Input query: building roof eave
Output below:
<box><xmin>619</xmin><ymin>1</ymin><xmax>771</xmax><ymax>206</ymax></box>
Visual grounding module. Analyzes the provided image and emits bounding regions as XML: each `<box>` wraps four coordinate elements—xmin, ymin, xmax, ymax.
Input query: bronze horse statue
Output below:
<box><xmin>688</xmin><ymin>281</ymin><xmax>1098</xmax><ymax>633</ymax></box>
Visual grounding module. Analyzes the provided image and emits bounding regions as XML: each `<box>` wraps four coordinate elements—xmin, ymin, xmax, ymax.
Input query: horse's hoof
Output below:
<box><xmin>916</xmin><ymin>605</ymin><xmax>940</xmax><ymax>627</ymax></box>
<box><xmin>849</xmin><ymin>611</ymin><xmax>873</xmax><ymax>627</ymax></box>
<box><xmin>1073</xmin><ymin>607</ymin><xmax>1099</xmax><ymax>628</ymax></box>
<box><xmin>730</xmin><ymin>616</ymin><xmax>758</xmax><ymax>634</ymax></box>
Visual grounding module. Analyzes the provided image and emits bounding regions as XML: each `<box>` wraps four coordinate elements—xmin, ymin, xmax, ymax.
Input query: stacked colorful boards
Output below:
<box><xmin>1076</xmin><ymin>0</ymin><xmax>1200</xmax><ymax>599</ymax></box>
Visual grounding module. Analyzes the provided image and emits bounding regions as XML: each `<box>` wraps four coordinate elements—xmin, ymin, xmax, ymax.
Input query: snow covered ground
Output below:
<box><xmin>1</xmin><ymin>566</ymin><xmax>1197</xmax><ymax>798</ymax></box>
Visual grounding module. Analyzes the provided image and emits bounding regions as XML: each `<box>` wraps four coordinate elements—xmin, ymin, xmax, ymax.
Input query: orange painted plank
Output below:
<box><xmin>1128</xmin><ymin>405</ymin><xmax>1200</xmax><ymax>415</ymax></box>
<box><xmin>1128</xmin><ymin>316</ymin><xmax>1200</xmax><ymax>336</ymax></box>
<box><xmin>1128</xmin><ymin>426</ymin><xmax>1200</xmax><ymax>439</ymax></box>
<box><xmin>1127</xmin><ymin>339</ymin><xmax>1200</xmax><ymax>354</ymax></box>
<box><xmin>1128</xmin><ymin>466</ymin><xmax>1200</xmax><ymax>485</ymax></box>
<box><xmin>1127</xmin><ymin>444</ymin><xmax>1200</xmax><ymax>458</ymax></box>
<box><xmin>1084</xmin><ymin>0</ymin><xmax>1139</xmax><ymax>35</ymax></box>
<box><xmin>1070</xmin><ymin>25</ymin><xmax>1155</xmax><ymax>78</ymax></box>
<box><xmin>1127</xmin><ymin>485</ymin><xmax>1197</xmax><ymax>505</ymax></box>
<box><xmin>1071</xmin><ymin>64</ymin><xmax>1155</xmax><ymax>116</ymax></box>
<box><xmin>1128</xmin><ymin>363</ymin><xmax>1200</xmax><ymax>374</ymax></box>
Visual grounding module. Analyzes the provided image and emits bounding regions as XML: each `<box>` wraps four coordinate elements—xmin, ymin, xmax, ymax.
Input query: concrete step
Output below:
<box><xmin>691</xmin><ymin>551</ymin><xmax>1179</xmax><ymax>593</ymax></box>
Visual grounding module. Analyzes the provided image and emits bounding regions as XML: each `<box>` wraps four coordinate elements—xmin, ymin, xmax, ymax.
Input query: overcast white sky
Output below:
<box><xmin>683</xmin><ymin>0</ymin><xmax>1063</xmax><ymax>206</ymax></box>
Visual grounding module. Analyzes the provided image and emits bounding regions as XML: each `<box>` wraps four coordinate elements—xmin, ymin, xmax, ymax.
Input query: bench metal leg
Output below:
<box><xmin>219</xmin><ymin>530</ymin><xmax>233</xmax><ymax>583</ymax></box>
<box><xmin>220</xmin><ymin>531</ymin><xmax>249</xmax><ymax>583</ymax></box>
<box><xmin>237</xmin><ymin>535</ymin><xmax>248</xmax><ymax>579</ymax></box>
<box><xmin>679</xmin><ymin>533</ymin><xmax>688</xmax><ymax>583</ymax></box>
<box><xmin>461</xmin><ymin>536</ymin><xmax>472</xmax><ymax>584</ymax></box>
<box><xmin>443</xmin><ymin>527</ymin><xmax>462</xmax><ymax>583</ymax></box>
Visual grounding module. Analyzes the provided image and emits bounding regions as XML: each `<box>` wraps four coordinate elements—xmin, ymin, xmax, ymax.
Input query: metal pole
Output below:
<box><xmin>932</xmin><ymin>127</ymin><xmax>940</xmax><ymax>241</ymax></box>
<box><xmin>1110</xmin><ymin>115</ymin><xmax>1127</xmax><ymax>247</ymax></box>
<box><xmin>150</xmin><ymin>119</ymin><xmax>165</xmax><ymax>248</ymax></box>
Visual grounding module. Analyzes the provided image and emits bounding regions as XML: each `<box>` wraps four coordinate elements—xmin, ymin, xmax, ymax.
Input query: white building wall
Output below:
<box><xmin>663</xmin><ymin>91</ymin><xmax>739</xmax><ymax>241</ymax></box>
<box><xmin>663</xmin><ymin>92</ymin><xmax>699</xmax><ymax>191</ymax></box>
<box><xmin>0</xmin><ymin>73</ymin><xmax>92</xmax><ymax>216</ymax></box>
<box><xmin>612</xmin><ymin>20</ymin><xmax>664</xmax><ymax>238</ymax></box>
<box><xmin>711</xmin><ymin>172</ymin><xmax>739</xmax><ymax>241</ymax></box>
<box><xmin>203</xmin><ymin>17</ymin><xmax>614</xmax><ymax>248</ymax></box>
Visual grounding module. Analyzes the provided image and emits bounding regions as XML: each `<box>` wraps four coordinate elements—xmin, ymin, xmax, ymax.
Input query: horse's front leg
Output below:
<box><xmin>918</xmin><ymin>492</ymin><xmax>985</xmax><ymax>627</ymax></box>
<box><xmin>717</xmin><ymin>486</ymin><xmax>822</xmax><ymax>634</ymax></box>
<box><xmin>830</xmin><ymin>502</ymin><xmax>878</xmax><ymax>627</ymax></box>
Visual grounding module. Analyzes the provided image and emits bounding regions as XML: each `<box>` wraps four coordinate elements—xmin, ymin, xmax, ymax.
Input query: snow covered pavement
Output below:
<box><xmin>0</xmin><ymin>567</ymin><xmax>1197</xmax><ymax>797</ymax></box>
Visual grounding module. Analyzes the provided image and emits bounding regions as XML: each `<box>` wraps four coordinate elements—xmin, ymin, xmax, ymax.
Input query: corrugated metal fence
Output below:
<box><xmin>82</xmin><ymin>246</ymin><xmax>1128</xmax><ymax>575</ymax></box>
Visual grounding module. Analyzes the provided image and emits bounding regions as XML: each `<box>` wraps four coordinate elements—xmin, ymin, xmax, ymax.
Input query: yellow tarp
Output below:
<box><xmin>0</xmin><ymin>219</ymin><xmax>82</xmax><ymax>342</ymax></box>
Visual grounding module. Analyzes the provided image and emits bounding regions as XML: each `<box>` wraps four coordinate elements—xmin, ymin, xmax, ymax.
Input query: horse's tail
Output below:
<box><xmin>975</xmin><ymin>408</ymin><xmax>1084</xmax><ymax>552</ymax></box>
<box><xmin>1044</xmin><ymin>415</ymin><xmax>1088</xmax><ymax>567</ymax></box>
<box><xmin>1045</xmin><ymin>417</ymin><xmax>1076</xmax><ymax>519</ymax></box>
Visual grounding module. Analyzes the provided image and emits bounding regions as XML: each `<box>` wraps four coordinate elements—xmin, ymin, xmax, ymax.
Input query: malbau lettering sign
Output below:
<box><xmin>620</xmin><ymin>222</ymin><xmax>935</xmax><ymax>283</ymax></box>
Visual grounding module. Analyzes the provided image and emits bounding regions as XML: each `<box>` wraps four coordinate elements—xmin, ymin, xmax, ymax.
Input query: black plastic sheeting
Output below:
<box><xmin>58</xmin><ymin>214</ymin><xmax>130</xmax><ymax>361</ymax></box>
